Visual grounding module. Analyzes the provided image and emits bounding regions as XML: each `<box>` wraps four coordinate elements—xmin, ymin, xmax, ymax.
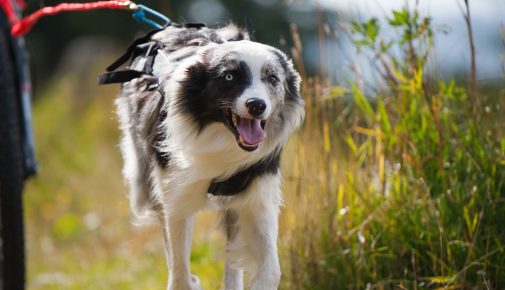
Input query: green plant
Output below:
<box><xmin>282</xmin><ymin>5</ymin><xmax>505</xmax><ymax>289</ymax></box>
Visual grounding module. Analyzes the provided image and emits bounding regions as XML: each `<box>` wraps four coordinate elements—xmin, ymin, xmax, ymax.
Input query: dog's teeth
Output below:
<box><xmin>238</xmin><ymin>136</ymin><xmax>257</xmax><ymax>148</ymax></box>
<box><xmin>239</xmin><ymin>136</ymin><xmax>248</xmax><ymax>146</ymax></box>
<box><xmin>233</xmin><ymin>114</ymin><xmax>238</xmax><ymax>127</ymax></box>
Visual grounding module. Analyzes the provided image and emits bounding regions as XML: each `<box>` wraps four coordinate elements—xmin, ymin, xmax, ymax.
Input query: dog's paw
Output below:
<box><xmin>250</xmin><ymin>271</ymin><xmax>280</xmax><ymax>290</ymax></box>
<box><xmin>250</xmin><ymin>281</ymin><xmax>279</xmax><ymax>290</ymax></box>
<box><xmin>167</xmin><ymin>274</ymin><xmax>203</xmax><ymax>290</ymax></box>
<box><xmin>190</xmin><ymin>274</ymin><xmax>203</xmax><ymax>290</ymax></box>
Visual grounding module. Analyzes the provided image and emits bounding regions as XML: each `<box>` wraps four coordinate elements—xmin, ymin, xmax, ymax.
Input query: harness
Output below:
<box><xmin>97</xmin><ymin>23</ymin><xmax>205</xmax><ymax>86</ymax></box>
<box><xmin>97</xmin><ymin>18</ymin><xmax>253</xmax><ymax>85</ymax></box>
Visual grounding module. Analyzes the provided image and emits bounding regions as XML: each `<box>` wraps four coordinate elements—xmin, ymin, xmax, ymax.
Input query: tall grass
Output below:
<box><xmin>281</xmin><ymin>6</ymin><xmax>505</xmax><ymax>290</ymax></box>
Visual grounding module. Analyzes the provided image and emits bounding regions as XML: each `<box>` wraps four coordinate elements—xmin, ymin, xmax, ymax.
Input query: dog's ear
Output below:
<box><xmin>243</xmin><ymin>17</ymin><xmax>256</xmax><ymax>42</ymax></box>
<box><xmin>273</xmin><ymin>50</ymin><xmax>305</xmax><ymax>130</ymax></box>
<box><xmin>284</xmin><ymin>60</ymin><xmax>302</xmax><ymax>102</ymax></box>
<box><xmin>216</xmin><ymin>23</ymin><xmax>250</xmax><ymax>42</ymax></box>
<box><xmin>272</xmin><ymin>50</ymin><xmax>302</xmax><ymax>102</ymax></box>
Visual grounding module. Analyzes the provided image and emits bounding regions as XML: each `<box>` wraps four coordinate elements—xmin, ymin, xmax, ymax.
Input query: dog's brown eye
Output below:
<box><xmin>225</xmin><ymin>73</ymin><xmax>234</xmax><ymax>81</ymax></box>
<box><xmin>269</xmin><ymin>75</ymin><xmax>279</xmax><ymax>85</ymax></box>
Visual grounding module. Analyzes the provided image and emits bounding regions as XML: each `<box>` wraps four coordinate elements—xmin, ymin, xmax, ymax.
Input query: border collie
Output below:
<box><xmin>113</xmin><ymin>23</ymin><xmax>304</xmax><ymax>290</ymax></box>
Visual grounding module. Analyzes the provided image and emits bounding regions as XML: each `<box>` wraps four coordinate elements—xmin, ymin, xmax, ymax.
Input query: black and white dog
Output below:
<box><xmin>110</xmin><ymin>23</ymin><xmax>304</xmax><ymax>290</ymax></box>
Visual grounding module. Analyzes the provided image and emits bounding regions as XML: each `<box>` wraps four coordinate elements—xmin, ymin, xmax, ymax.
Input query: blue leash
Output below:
<box><xmin>132</xmin><ymin>4</ymin><xmax>171</xmax><ymax>29</ymax></box>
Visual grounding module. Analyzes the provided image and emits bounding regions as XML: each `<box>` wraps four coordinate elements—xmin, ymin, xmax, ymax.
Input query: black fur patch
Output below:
<box><xmin>208</xmin><ymin>148</ymin><xmax>281</xmax><ymax>196</ymax></box>
<box><xmin>176</xmin><ymin>59</ymin><xmax>253</xmax><ymax>131</ymax></box>
<box><xmin>151</xmin><ymin>109</ymin><xmax>171</xmax><ymax>168</ymax></box>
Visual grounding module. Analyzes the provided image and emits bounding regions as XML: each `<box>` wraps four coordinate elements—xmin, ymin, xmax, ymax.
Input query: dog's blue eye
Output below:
<box><xmin>225</xmin><ymin>74</ymin><xmax>234</xmax><ymax>81</ymax></box>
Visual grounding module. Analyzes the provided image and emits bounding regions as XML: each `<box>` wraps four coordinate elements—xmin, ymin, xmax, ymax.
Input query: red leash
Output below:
<box><xmin>0</xmin><ymin>0</ymin><xmax>25</xmax><ymax>24</ymax></box>
<box><xmin>2</xmin><ymin>0</ymin><xmax>136</xmax><ymax>36</ymax></box>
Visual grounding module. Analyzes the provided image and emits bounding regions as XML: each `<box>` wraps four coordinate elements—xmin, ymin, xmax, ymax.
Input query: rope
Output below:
<box><xmin>8</xmin><ymin>0</ymin><xmax>170</xmax><ymax>37</ymax></box>
<box><xmin>0</xmin><ymin>0</ymin><xmax>24</xmax><ymax>24</ymax></box>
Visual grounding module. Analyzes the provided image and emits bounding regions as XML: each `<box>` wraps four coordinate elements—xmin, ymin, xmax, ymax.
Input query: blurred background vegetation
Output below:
<box><xmin>22</xmin><ymin>0</ymin><xmax>505</xmax><ymax>289</ymax></box>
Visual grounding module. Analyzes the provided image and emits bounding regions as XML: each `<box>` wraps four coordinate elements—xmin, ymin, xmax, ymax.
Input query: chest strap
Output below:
<box><xmin>207</xmin><ymin>149</ymin><xmax>281</xmax><ymax>196</ymax></box>
<box><xmin>97</xmin><ymin>70</ymin><xmax>145</xmax><ymax>85</ymax></box>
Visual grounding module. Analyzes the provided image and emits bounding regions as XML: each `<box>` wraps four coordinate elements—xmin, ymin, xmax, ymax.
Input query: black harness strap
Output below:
<box><xmin>97</xmin><ymin>29</ymin><xmax>164</xmax><ymax>86</ymax></box>
<box><xmin>106</xmin><ymin>29</ymin><xmax>163</xmax><ymax>72</ymax></box>
<box><xmin>97</xmin><ymin>43</ymin><xmax>161</xmax><ymax>85</ymax></box>
<box><xmin>207</xmin><ymin>148</ymin><xmax>281</xmax><ymax>196</ymax></box>
<box><xmin>143</xmin><ymin>53</ymin><xmax>157</xmax><ymax>75</ymax></box>
<box><xmin>185</xmin><ymin>22</ymin><xmax>206</xmax><ymax>29</ymax></box>
<box><xmin>97</xmin><ymin>70</ymin><xmax>146</xmax><ymax>85</ymax></box>
<box><xmin>98</xmin><ymin>23</ymin><xmax>209</xmax><ymax>86</ymax></box>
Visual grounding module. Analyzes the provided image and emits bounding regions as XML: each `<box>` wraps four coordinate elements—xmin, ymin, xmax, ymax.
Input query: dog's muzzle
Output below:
<box><xmin>223</xmin><ymin>108</ymin><xmax>267</xmax><ymax>152</ymax></box>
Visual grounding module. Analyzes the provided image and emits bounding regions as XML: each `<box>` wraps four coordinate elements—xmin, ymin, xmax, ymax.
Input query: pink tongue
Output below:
<box><xmin>236</xmin><ymin>118</ymin><xmax>266</xmax><ymax>145</ymax></box>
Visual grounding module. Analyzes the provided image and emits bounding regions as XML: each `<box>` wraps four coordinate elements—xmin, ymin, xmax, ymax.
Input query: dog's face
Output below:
<box><xmin>177</xmin><ymin>40</ymin><xmax>304</xmax><ymax>152</ymax></box>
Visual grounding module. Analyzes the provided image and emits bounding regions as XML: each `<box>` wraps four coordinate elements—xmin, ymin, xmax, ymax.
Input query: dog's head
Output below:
<box><xmin>176</xmin><ymin>40</ymin><xmax>305</xmax><ymax>152</ymax></box>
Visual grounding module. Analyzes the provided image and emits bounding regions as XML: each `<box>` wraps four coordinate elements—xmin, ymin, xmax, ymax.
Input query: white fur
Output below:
<box><xmin>116</xmin><ymin>27</ymin><xmax>304</xmax><ymax>290</ymax></box>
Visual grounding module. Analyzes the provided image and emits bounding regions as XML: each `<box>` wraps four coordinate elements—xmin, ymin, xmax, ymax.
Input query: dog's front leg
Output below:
<box><xmin>223</xmin><ymin>210</ymin><xmax>244</xmax><ymax>290</ymax></box>
<box><xmin>240</xmin><ymin>176</ymin><xmax>282</xmax><ymax>290</ymax></box>
<box><xmin>245</xmin><ymin>207</ymin><xmax>281</xmax><ymax>290</ymax></box>
<box><xmin>163</xmin><ymin>215</ymin><xmax>202</xmax><ymax>290</ymax></box>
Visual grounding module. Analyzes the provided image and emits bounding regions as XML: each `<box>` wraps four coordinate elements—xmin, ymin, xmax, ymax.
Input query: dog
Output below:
<box><xmin>109</xmin><ymin>23</ymin><xmax>304</xmax><ymax>290</ymax></box>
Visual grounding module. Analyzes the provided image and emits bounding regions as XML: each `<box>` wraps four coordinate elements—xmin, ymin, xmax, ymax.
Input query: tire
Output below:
<box><xmin>0</xmin><ymin>17</ymin><xmax>26</xmax><ymax>290</ymax></box>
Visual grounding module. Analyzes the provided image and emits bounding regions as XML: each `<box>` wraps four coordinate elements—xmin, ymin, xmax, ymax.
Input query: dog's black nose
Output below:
<box><xmin>246</xmin><ymin>98</ymin><xmax>267</xmax><ymax>117</ymax></box>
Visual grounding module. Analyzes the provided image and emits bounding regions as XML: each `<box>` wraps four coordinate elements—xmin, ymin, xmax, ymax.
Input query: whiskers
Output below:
<box><xmin>218</xmin><ymin>100</ymin><xmax>234</xmax><ymax>110</ymax></box>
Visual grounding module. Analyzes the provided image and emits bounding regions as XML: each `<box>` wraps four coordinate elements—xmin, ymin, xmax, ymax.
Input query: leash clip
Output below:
<box><xmin>132</xmin><ymin>4</ymin><xmax>171</xmax><ymax>29</ymax></box>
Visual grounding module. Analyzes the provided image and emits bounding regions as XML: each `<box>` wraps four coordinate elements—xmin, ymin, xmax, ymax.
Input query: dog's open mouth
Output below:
<box><xmin>223</xmin><ymin>109</ymin><xmax>267</xmax><ymax>152</ymax></box>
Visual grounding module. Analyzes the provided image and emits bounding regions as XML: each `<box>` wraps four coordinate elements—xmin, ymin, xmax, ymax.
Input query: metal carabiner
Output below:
<box><xmin>132</xmin><ymin>4</ymin><xmax>171</xmax><ymax>29</ymax></box>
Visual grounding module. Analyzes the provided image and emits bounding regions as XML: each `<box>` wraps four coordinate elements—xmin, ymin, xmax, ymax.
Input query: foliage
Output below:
<box><xmin>281</xmin><ymin>6</ymin><xmax>505</xmax><ymax>290</ymax></box>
